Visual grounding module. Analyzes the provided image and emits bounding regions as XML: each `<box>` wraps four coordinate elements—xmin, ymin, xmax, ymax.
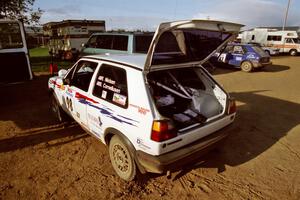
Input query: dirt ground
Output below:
<box><xmin>0</xmin><ymin>56</ymin><xmax>300</xmax><ymax>200</ymax></box>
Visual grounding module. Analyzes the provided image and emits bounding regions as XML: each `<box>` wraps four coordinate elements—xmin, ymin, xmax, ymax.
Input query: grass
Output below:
<box><xmin>29</xmin><ymin>47</ymin><xmax>49</xmax><ymax>57</ymax></box>
<box><xmin>29</xmin><ymin>47</ymin><xmax>75</xmax><ymax>72</ymax></box>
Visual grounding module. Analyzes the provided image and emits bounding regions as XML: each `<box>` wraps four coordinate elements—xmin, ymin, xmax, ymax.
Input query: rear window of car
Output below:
<box><xmin>93</xmin><ymin>64</ymin><xmax>128</xmax><ymax>108</ymax></box>
<box><xmin>252</xmin><ymin>46</ymin><xmax>268</xmax><ymax>56</ymax></box>
<box><xmin>87</xmin><ymin>35</ymin><xmax>128</xmax><ymax>51</ymax></box>
<box><xmin>134</xmin><ymin>35</ymin><xmax>153</xmax><ymax>53</ymax></box>
<box><xmin>152</xmin><ymin>29</ymin><xmax>231</xmax><ymax>65</ymax></box>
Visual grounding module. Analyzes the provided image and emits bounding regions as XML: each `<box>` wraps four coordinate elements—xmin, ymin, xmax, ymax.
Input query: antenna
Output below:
<box><xmin>174</xmin><ymin>0</ymin><xmax>178</xmax><ymax>19</ymax></box>
<box><xmin>282</xmin><ymin>0</ymin><xmax>291</xmax><ymax>31</ymax></box>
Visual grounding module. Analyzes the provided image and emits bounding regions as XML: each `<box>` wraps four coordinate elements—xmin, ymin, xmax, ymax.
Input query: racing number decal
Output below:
<box><xmin>66</xmin><ymin>97</ymin><xmax>73</xmax><ymax>111</ymax></box>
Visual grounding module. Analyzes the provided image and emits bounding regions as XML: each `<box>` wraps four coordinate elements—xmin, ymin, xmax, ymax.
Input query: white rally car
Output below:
<box><xmin>48</xmin><ymin>20</ymin><xmax>243</xmax><ymax>181</ymax></box>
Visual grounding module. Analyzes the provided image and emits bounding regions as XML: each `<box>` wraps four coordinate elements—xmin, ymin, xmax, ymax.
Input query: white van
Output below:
<box><xmin>239</xmin><ymin>28</ymin><xmax>300</xmax><ymax>56</ymax></box>
<box><xmin>48</xmin><ymin>20</ymin><xmax>243</xmax><ymax>181</ymax></box>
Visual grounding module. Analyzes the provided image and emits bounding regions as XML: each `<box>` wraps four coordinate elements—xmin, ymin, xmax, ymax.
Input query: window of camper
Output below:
<box><xmin>285</xmin><ymin>38</ymin><xmax>294</xmax><ymax>44</ymax></box>
<box><xmin>267</xmin><ymin>35</ymin><xmax>282</xmax><ymax>41</ymax></box>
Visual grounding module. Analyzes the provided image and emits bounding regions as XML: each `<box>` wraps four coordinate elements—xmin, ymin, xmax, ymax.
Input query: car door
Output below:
<box><xmin>87</xmin><ymin>62</ymin><xmax>129</xmax><ymax>141</ymax></box>
<box><xmin>218</xmin><ymin>45</ymin><xmax>234</xmax><ymax>64</ymax></box>
<box><xmin>284</xmin><ymin>38</ymin><xmax>294</xmax><ymax>52</ymax></box>
<box><xmin>229</xmin><ymin>45</ymin><xmax>245</xmax><ymax>66</ymax></box>
<box><xmin>65</xmin><ymin>60</ymin><xmax>99</xmax><ymax>128</ymax></box>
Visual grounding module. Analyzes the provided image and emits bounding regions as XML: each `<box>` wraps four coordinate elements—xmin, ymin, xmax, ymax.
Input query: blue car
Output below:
<box><xmin>214</xmin><ymin>43</ymin><xmax>272</xmax><ymax>72</ymax></box>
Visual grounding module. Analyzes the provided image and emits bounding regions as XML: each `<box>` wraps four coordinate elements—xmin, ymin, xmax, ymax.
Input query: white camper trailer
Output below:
<box><xmin>239</xmin><ymin>28</ymin><xmax>300</xmax><ymax>56</ymax></box>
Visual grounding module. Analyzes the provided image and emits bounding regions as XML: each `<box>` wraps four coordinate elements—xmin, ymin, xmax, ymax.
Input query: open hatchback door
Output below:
<box><xmin>144</xmin><ymin>20</ymin><xmax>244</xmax><ymax>72</ymax></box>
<box><xmin>145</xmin><ymin>20</ymin><xmax>243</xmax><ymax>133</ymax></box>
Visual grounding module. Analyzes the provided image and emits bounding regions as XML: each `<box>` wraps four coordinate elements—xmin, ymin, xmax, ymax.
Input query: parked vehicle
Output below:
<box><xmin>213</xmin><ymin>43</ymin><xmax>272</xmax><ymax>72</ymax></box>
<box><xmin>44</xmin><ymin>20</ymin><xmax>106</xmax><ymax>60</ymax></box>
<box><xmin>247</xmin><ymin>42</ymin><xmax>280</xmax><ymax>56</ymax></box>
<box><xmin>80</xmin><ymin>32</ymin><xmax>154</xmax><ymax>57</ymax></box>
<box><xmin>0</xmin><ymin>19</ymin><xmax>33</xmax><ymax>83</ymax></box>
<box><xmin>239</xmin><ymin>28</ymin><xmax>300</xmax><ymax>56</ymax></box>
<box><xmin>48</xmin><ymin>20</ymin><xmax>242</xmax><ymax>181</ymax></box>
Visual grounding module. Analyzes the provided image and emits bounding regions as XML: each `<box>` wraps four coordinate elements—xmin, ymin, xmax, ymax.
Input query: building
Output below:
<box><xmin>43</xmin><ymin>19</ymin><xmax>106</xmax><ymax>59</ymax></box>
<box><xmin>25</xmin><ymin>26</ymin><xmax>48</xmax><ymax>48</ymax></box>
<box><xmin>43</xmin><ymin>19</ymin><xmax>106</xmax><ymax>37</ymax></box>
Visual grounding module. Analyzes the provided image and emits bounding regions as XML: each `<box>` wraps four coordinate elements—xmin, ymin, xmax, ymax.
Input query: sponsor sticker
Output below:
<box><xmin>101</xmin><ymin>90</ymin><xmax>107</xmax><ymax>99</ymax></box>
<box><xmin>113</xmin><ymin>93</ymin><xmax>127</xmax><ymax>106</ymax></box>
<box><xmin>129</xmin><ymin>104</ymin><xmax>150</xmax><ymax>115</ymax></box>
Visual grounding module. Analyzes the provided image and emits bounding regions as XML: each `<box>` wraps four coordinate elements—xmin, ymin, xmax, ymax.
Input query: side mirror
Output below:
<box><xmin>63</xmin><ymin>78</ymin><xmax>71</xmax><ymax>85</ymax></box>
<box><xmin>58</xmin><ymin>69</ymin><xmax>68</xmax><ymax>77</ymax></box>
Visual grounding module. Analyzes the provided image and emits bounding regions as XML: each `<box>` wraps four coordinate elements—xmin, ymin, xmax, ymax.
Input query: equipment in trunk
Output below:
<box><xmin>148</xmin><ymin>67</ymin><xmax>224</xmax><ymax>130</ymax></box>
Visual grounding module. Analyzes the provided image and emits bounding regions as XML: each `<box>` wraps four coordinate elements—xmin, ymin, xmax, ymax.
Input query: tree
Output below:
<box><xmin>0</xmin><ymin>0</ymin><xmax>43</xmax><ymax>25</ymax></box>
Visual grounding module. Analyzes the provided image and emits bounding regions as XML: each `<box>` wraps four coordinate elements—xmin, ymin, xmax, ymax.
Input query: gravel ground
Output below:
<box><xmin>0</xmin><ymin>56</ymin><xmax>299</xmax><ymax>200</ymax></box>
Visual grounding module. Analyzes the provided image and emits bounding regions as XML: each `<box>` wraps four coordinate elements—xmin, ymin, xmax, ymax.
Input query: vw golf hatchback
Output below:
<box><xmin>49</xmin><ymin>20</ymin><xmax>243</xmax><ymax>181</ymax></box>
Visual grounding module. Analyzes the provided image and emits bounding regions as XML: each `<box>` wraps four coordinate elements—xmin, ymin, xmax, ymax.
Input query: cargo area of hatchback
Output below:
<box><xmin>147</xmin><ymin>66</ymin><xmax>227</xmax><ymax>131</ymax></box>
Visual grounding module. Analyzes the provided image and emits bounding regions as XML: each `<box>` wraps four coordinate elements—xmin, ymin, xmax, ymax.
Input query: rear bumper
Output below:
<box><xmin>136</xmin><ymin>123</ymin><xmax>233</xmax><ymax>174</ymax></box>
<box><xmin>253</xmin><ymin>61</ymin><xmax>272</xmax><ymax>68</ymax></box>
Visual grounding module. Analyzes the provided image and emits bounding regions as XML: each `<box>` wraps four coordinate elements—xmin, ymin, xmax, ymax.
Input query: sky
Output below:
<box><xmin>34</xmin><ymin>0</ymin><xmax>300</xmax><ymax>30</ymax></box>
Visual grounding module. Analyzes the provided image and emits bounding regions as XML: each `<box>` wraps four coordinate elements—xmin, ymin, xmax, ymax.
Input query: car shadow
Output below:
<box><xmin>150</xmin><ymin>90</ymin><xmax>300</xmax><ymax>181</ymax></box>
<box><xmin>259</xmin><ymin>64</ymin><xmax>290</xmax><ymax>72</ymax></box>
<box><xmin>0</xmin><ymin>74</ymin><xmax>60</xmax><ymax>130</ymax></box>
<box><xmin>0</xmin><ymin>124</ymin><xmax>88</xmax><ymax>153</ymax></box>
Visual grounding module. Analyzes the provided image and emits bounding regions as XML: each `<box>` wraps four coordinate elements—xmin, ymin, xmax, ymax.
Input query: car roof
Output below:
<box><xmin>229</xmin><ymin>43</ymin><xmax>249</xmax><ymax>46</ymax></box>
<box><xmin>83</xmin><ymin>54</ymin><xmax>147</xmax><ymax>70</ymax></box>
<box><xmin>91</xmin><ymin>32</ymin><xmax>154</xmax><ymax>36</ymax></box>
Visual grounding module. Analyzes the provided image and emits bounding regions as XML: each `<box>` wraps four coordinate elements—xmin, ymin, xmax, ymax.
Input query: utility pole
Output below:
<box><xmin>282</xmin><ymin>0</ymin><xmax>291</xmax><ymax>31</ymax></box>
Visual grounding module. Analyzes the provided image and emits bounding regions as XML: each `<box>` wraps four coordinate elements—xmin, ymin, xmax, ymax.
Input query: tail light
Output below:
<box><xmin>227</xmin><ymin>98</ymin><xmax>237</xmax><ymax>115</ymax></box>
<box><xmin>151</xmin><ymin>120</ymin><xmax>177</xmax><ymax>142</ymax></box>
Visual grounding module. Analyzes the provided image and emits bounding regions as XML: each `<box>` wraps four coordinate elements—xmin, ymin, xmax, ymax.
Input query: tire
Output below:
<box><xmin>240</xmin><ymin>61</ymin><xmax>253</xmax><ymax>72</ymax></box>
<box><xmin>109</xmin><ymin>135</ymin><xmax>136</xmax><ymax>181</ymax></box>
<box><xmin>290</xmin><ymin>49</ymin><xmax>298</xmax><ymax>56</ymax></box>
<box><xmin>265</xmin><ymin>50</ymin><xmax>270</xmax><ymax>56</ymax></box>
<box><xmin>50</xmin><ymin>94</ymin><xmax>68</xmax><ymax>123</ymax></box>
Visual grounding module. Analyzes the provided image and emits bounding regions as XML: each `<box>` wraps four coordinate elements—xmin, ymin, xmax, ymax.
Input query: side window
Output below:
<box><xmin>87</xmin><ymin>36</ymin><xmax>97</xmax><ymax>48</ymax></box>
<box><xmin>96</xmin><ymin>35</ymin><xmax>113</xmax><ymax>49</ymax></box>
<box><xmin>134</xmin><ymin>35</ymin><xmax>153</xmax><ymax>53</ymax></box>
<box><xmin>233</xmin><ymin>46</ymin><xmax>244</xmax><ymax>54</ymax></box>
<box><xmin>224</xmin><ymin>45</ymin><xmax>233</xmax><ymax>53</ymax></box>
<box><xmin>267</xmin><ymin>35</ymin><xmax>282</xmax><ymax>41</ymax></box>
<box><xmin>112</xmin><ymin>35</ymin><xmax>128</xmax><ymax>51</ymax></box>
<box><xmin>71</xmin><ymin>61</ymin><xmax>98</xmax><ymax>92</ymax></box>
<box><xmin>285</xmin><ymin>38</ymin><xmax>293</xmax><ymax>43</ymax></box>
<box><xmin>93</xmin><ymin>64</ymin><xmax>128</xmax><ymax>108</ymax></box>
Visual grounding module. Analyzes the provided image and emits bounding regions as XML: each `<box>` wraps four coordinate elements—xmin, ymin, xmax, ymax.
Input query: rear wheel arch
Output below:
<box><xmin>104</xmin><ymin>128</ymin><xmax>127</xmax><ymax>145</ymax></box>
<box><xmin>104</xmin><ymin>128</ymin><xmax>146</xmax><ymax>174</ymax></box>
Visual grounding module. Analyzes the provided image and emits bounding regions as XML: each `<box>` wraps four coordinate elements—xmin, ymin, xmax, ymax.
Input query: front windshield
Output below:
<box><xmin>292</xmin><ymin>38</ymin><xmax>300</xmax><ymax>44</ymax></box>
<box><xmin>0</xmin><ymin>22</ymin><xmax>23</xmax><ymax>50</ymax></box>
